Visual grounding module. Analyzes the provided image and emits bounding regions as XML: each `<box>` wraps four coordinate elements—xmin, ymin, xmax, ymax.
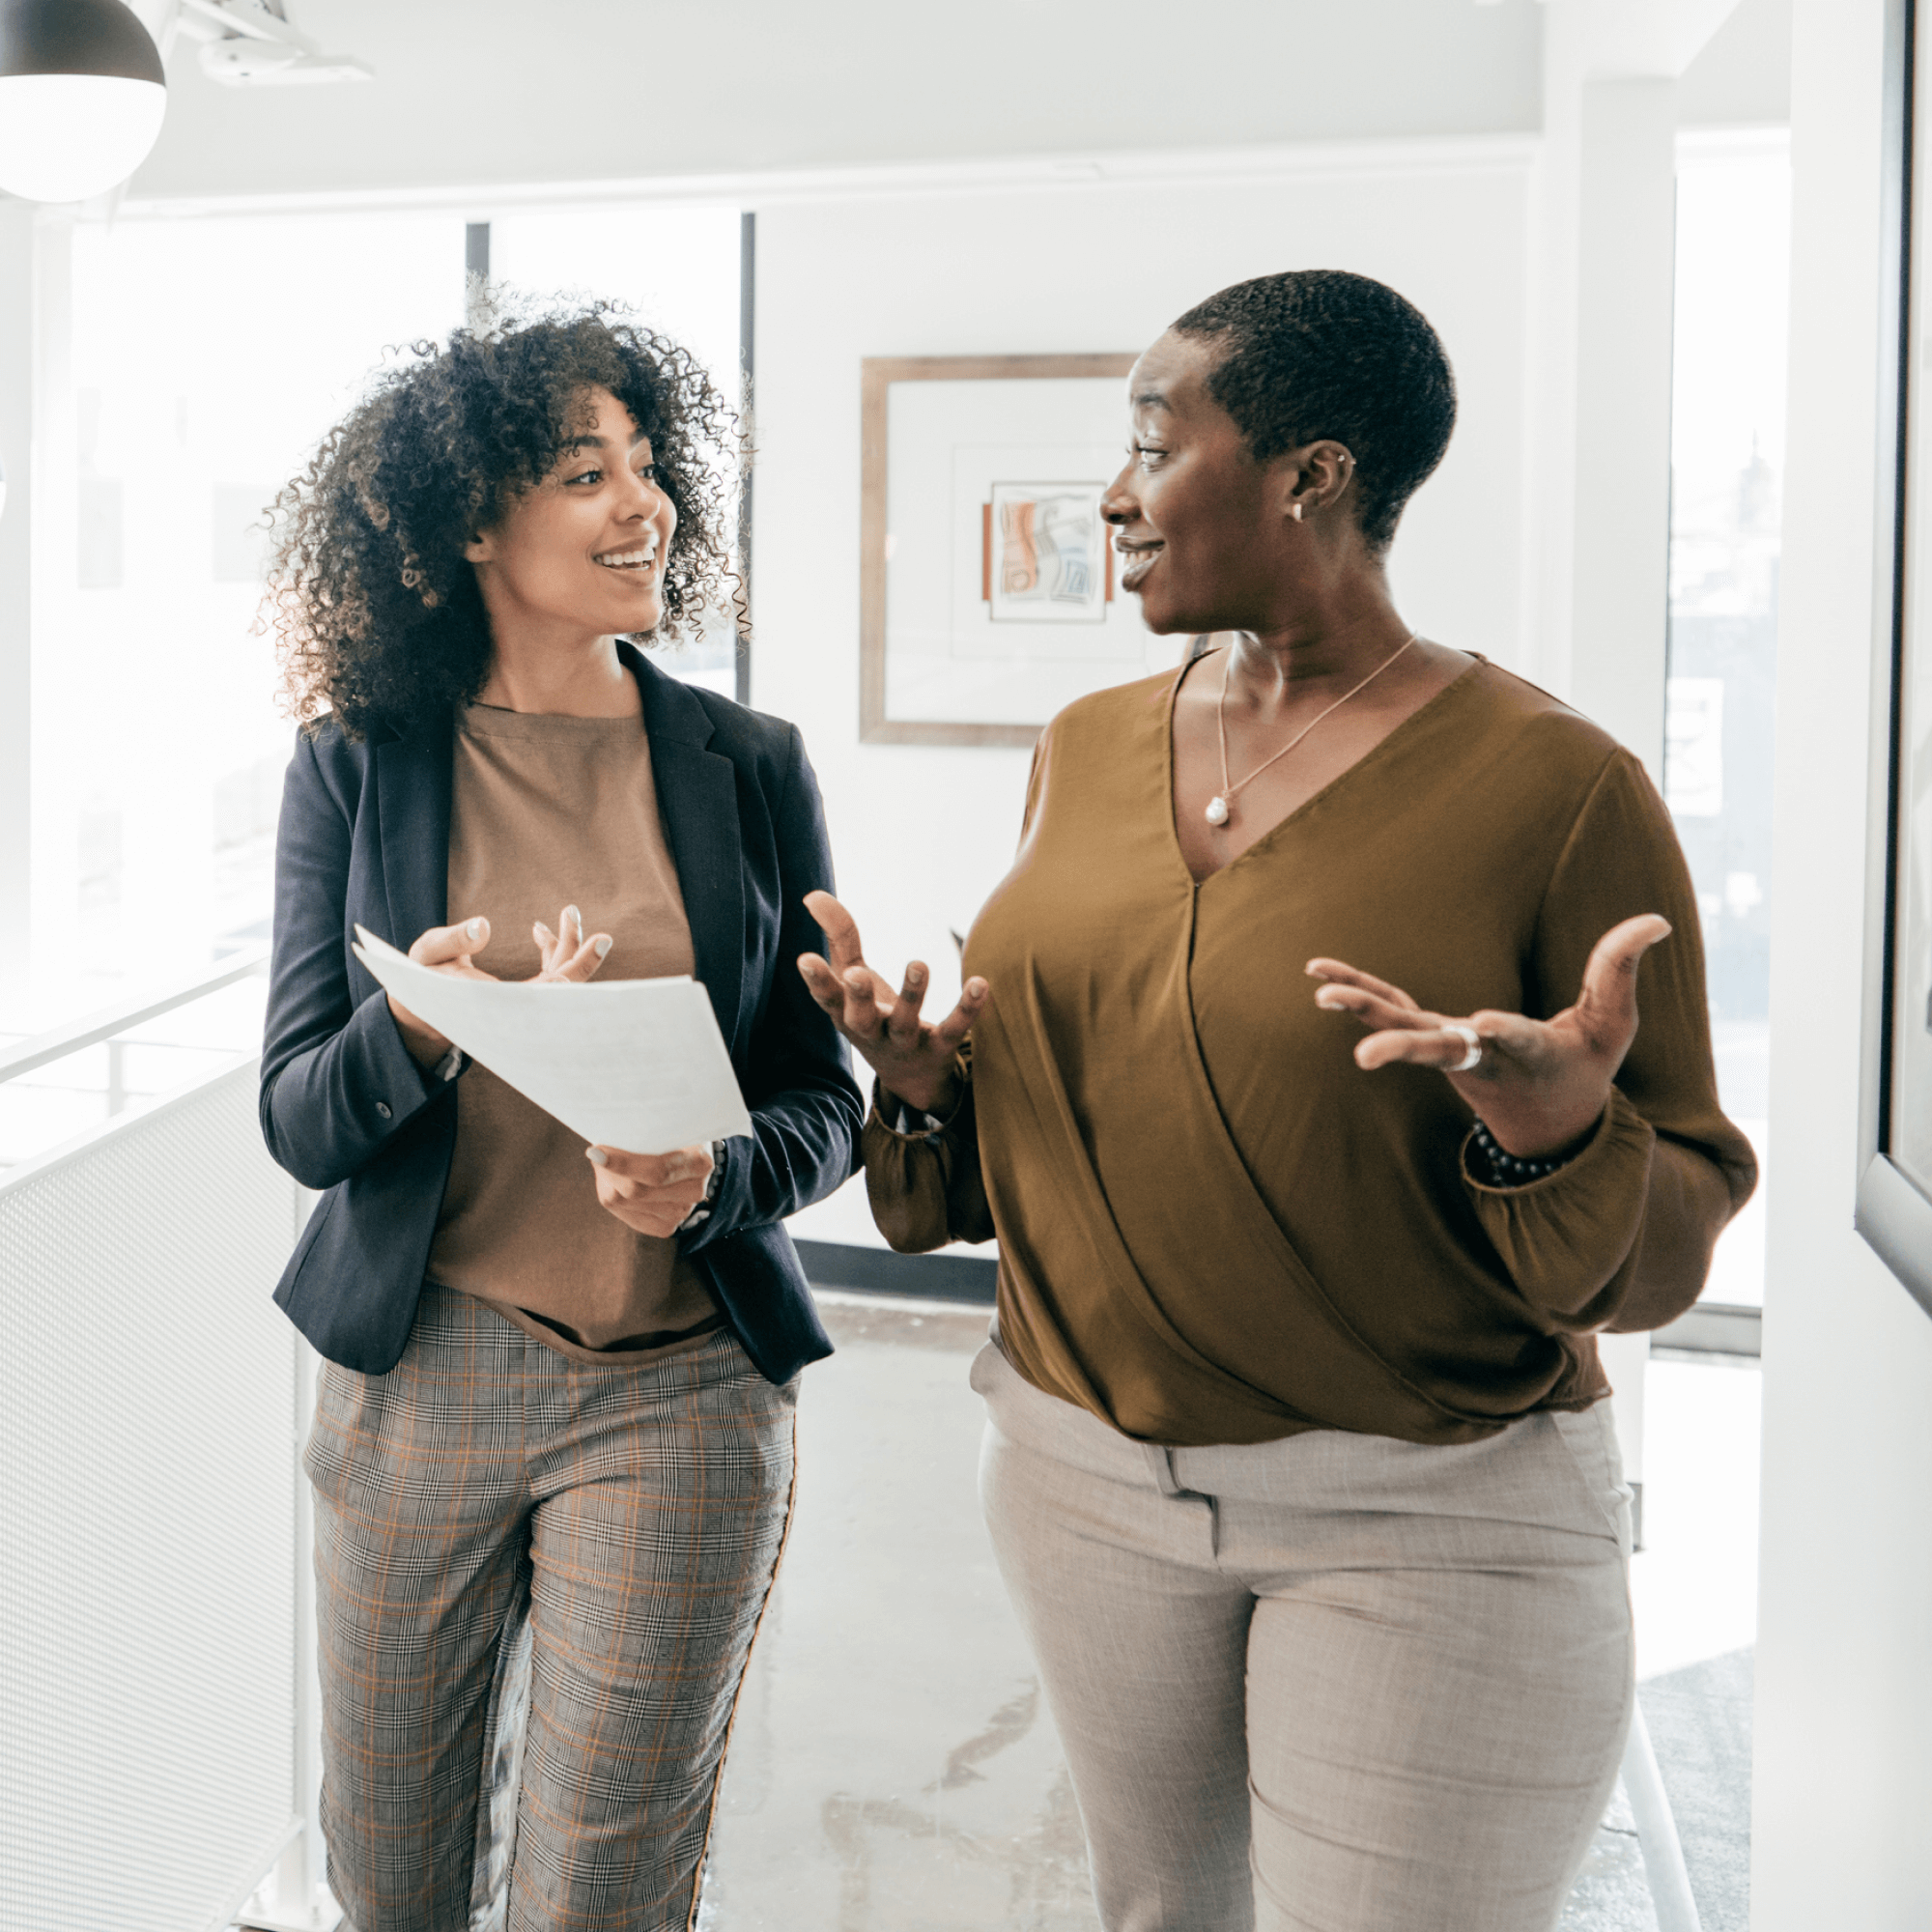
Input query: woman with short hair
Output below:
<box><xmin>802</xmin><ymin>270</ymin><xmax>1755</xmax><ymax>1931</ymax></box>
<box><xmin>260</xmin><ymin>303</ymin><xmax>861</xmax><ymax>1931</ymax></box>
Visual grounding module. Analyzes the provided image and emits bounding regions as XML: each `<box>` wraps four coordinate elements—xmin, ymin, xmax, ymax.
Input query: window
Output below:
<box><xmin>32</xmin><ymin>203</ymin><xmax>742</xmax><ymax>1017</ymax></box>
<box><xmin>6</xmin><ymin>202</ymin><xmax>743</xmax><ymax>1164</ymax></box>
<box><xmin>1666</xmin><ymin>133</ymin><xmax>1791</xmax><ymax>1309</ymax></box>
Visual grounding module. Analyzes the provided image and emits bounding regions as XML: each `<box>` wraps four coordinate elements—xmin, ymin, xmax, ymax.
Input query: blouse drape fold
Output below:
<box><xmin>864</xmin><ymin>659</ymin><xmax>1756</xmax><ymax>1447</ymax></box>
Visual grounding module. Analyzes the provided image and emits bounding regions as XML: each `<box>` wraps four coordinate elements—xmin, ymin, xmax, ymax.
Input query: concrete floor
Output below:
<box><xmin>696</xmin><ymin>1295</ymin><xmax>1759</xmax><ymax>1931</ymax></box>
<box><xmin>699</xmin><ymin>1297</ymin><xmax>1094</xmax><ymax>1930</ymax></box>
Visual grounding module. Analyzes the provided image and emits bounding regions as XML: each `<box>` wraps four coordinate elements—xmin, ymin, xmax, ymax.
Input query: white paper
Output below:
<box><xmin>352</xmin><ymin>925</ymin><xmax>753</xmax><ymax>1153</ymax></box>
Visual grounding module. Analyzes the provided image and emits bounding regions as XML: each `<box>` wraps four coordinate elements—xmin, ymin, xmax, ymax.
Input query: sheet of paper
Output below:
<box><xmin>352</xmin><ymin>925</ymin><xmax>753</xmax><ymax>1153</ymax></box>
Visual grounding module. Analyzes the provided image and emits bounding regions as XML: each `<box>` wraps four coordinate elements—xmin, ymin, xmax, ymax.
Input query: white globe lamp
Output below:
<box><xmin>0</xmin><ymin>0</ymin><xmax>166</xmax><ymax>205</ymax></box>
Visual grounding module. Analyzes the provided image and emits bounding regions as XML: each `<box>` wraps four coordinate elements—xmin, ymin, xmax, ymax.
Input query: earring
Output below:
<box><xmin>1291</xmin><ymin>503</ymin><xmax>1305</xmax><ymax>523</ymax></box>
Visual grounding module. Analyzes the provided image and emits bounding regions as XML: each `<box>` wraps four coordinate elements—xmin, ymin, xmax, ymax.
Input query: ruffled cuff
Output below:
<box><xmin>861</xmin><ymin>1053</ymin><xmax>993</xmax><ymax>1252</ymax></box>
<box><xmin>1463</xmin><ymin>1085</ymin><xmax>1657</xmax><ymax>1320</ymax></box>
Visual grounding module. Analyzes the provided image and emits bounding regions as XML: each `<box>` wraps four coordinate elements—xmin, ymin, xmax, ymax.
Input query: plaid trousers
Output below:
<box><xmin>304</xmin><ymin>1282</ymin><xmax>797</xmax><ymax>1932</ymax></box>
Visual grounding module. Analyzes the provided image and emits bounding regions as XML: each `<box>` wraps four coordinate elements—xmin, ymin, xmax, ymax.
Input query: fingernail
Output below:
<box><xmin>466</xmin><ymin>918</ymin><xmax>484</xmax><ymax>941</ymax></box>
<box><xmin>594</xmin><ymin>935</ymin><xmax>612</xmax><ymax>959</ymax></box>
<box><xmin>585</xmin><ymin>1147</ymin><xmax>608</xmax><ymax>1166</ymax></box>
<box><xmin>564</xmin><ymin>904</ymin><xmax>582</xmax><ymax>926</ymax></box>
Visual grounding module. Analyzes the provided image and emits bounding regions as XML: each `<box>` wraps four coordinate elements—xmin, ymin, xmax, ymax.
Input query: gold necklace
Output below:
<box><xmin>1205</xmin><ymin>633</ymin><xmax>1420</xmax><ymax>827</ymax></box>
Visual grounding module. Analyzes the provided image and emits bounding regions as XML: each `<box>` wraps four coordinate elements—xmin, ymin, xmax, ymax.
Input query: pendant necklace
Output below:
<box><xmin>1204</xmin><ymin>632</ymin><xmax>1420</xmax><ymax>828</ymax></box>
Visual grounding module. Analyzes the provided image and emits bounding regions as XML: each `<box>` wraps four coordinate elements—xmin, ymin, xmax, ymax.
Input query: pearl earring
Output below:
<box><xmin>1291</xmin><ymin>503</ymin><xmax>1304</xmax><ymax>523</ymax></box>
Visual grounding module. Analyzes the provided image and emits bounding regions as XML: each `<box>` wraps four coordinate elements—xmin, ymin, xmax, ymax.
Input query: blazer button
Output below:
<box><xmin>376</xmin><ymin>1101</ymin><xmax>392</xmax><ymax>1119</ymax></box>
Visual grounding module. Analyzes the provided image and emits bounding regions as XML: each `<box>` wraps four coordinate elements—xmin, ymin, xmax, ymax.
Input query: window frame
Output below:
<box><xmin>1858</xmin><ymin>0</ymin><xmax>1932</xmax><ymax>1321</ymax></box>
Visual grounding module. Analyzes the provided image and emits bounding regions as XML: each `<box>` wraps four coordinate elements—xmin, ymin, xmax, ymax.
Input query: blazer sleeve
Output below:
<box><xmin>258</xmin><ymin>730</ymin><xmax>451</xmax><ymax>1190</ymax></box>
<box><xmin>678</xmin><ymin>724</ymin><xmax>865</xmax><ymax>1248</ymax></box>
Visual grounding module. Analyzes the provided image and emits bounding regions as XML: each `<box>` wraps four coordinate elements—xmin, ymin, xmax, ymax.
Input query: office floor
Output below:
<box><xmin>698</xmin><ymin>1296</ymin><xmax>1762</xmax><ymax>1932</ymax></box>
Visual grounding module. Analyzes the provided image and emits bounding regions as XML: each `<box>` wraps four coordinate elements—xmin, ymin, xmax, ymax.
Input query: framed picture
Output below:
<box><xmin>859</xmin><ymin>354</ymin><xmax>1182</xmax><ymax>745</ymax></box>
<box><xmin>1859</xmin><ymin>0</ymin><xmax>1932</xmax><ymax>1320</ymax></box>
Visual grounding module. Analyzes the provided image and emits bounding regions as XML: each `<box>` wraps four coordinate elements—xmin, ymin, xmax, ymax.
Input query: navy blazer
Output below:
<box><xmin>260</xmin><ymin>644</ymin><xmax>864</xmax><ymax>1382</ymax></box>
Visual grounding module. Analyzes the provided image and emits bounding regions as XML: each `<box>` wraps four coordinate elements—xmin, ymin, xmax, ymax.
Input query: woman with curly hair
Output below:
<box><xmin>258</xmin><ymin>304</ymin><xmax>862</xmax><ymax>1932</ymax></box>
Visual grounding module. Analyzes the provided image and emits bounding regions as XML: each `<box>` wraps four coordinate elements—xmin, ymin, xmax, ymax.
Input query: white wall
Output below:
<box><xmin>1751</xmin><ymin>0</ymin><xmax>1932</xmax><ymax>1922</ymax></box>
<box><xmin>1677</xmin><ymin>0</ymin><xmax>1793</xmax><ymax>125</ymax></box>
<box><xmin>751</xmin><ymin>149</ymin><xmax>1537</xmax><ymax>1243</ymax></box>
<box><xmin>0</xmin><ymin>206</ymin><xmax>33</xmax><ymax>994</ymax></box>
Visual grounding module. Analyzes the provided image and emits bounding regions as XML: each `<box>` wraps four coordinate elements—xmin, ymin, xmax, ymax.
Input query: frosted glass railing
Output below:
<box><xmin>0</xmin><ymin>952</ymin><xmax>335</xmax><ymax>1932</ymax></box>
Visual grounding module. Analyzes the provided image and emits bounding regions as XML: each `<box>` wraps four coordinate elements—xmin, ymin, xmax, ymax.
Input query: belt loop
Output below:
<box><xmin>1141</xmin><ymin>1443</ymin><xmax>1185</xmax><ymax>1497</ymax></box>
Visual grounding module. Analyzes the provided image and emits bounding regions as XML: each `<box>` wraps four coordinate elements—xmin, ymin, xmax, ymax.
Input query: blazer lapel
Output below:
<box><xmin>626</xmin><ymin>647</ymin><xmax>747</xmax><ymax>1054</ymax></box>
<box><xmin>374</xmin><ymin>713</ymin><xmax>452</xmax><ymax>959</ymax></box>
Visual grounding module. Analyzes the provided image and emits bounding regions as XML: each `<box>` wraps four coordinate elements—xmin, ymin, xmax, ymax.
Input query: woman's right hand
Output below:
<box><xmin>388</xmin><ymin>907</ymin><xmax>612</xmax><ymax>1068</ymax></box>
<box><xmin>797</xmin><ymin>892</ymin><xmax>986</xmax><ymax>1117</ymax></box>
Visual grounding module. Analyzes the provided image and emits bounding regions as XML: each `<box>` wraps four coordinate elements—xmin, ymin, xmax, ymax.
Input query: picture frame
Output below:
<box><xmin>1858</xmin><ymin>0</ymin><xmax>1932</xmax><ymax>1320</ymax></box>
<box><xmin>860</xmin><ymin>353</ymin><xmax>1178</xmax><ymax>746</ymax></box>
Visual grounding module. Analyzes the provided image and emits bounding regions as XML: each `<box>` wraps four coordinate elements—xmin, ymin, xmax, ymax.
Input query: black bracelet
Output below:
<box><xmin>1465</xmin><ymin>1117</ymin><xmax>1582</xmax><ymax>1188</ymax></box>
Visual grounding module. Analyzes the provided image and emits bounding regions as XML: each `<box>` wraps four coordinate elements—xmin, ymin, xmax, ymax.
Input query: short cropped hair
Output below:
<box><xmin>1171</xmin><ymin>270</ymin><xmax>1456</xmax><ymax>554</ymax></box>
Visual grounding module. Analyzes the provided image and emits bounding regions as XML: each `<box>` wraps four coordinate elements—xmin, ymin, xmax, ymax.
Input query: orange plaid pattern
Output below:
<box><xmin>304</xmin><ymin>1284</ymin><xmax>796</xmax><ymax>1932</ymax></box>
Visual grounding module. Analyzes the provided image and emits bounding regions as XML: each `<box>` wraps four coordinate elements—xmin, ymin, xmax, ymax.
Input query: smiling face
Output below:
<box><xmin>464</xmin><ymin>385</ymin><xmax>677</xmax><ymax>643</ymax></box>
<box><xmin>1103</xmin><ymin>331</ymin><xmax>1293</xmax><ymax>637</ymax></box>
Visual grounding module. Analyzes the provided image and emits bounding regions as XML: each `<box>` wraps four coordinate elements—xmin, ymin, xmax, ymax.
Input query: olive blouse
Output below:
<box><xmin>864</xmin><ymin>657</ymin><xmax>1757</xmax><ymax>1447</ymax></box>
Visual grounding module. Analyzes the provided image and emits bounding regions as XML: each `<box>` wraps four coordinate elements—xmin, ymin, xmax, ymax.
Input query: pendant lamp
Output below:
<box><xmin>0</xmin><ymin>0</ymin><xmax>166</xmax><ymax>205</ymax></box>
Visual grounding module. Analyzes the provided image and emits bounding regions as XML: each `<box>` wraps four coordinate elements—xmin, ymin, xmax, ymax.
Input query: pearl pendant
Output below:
<box><xmin>1205</xmin><ymin>795</ymin><xmax>1231</xmax><ymax>827</ymax></box>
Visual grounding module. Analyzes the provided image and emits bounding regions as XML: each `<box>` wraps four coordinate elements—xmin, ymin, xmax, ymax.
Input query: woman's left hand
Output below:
<box><xmin>533</xmin><ymin>905</ymin><xmax>613</xmax><ymax>983</ymax></box>
<box><xmin>585</xmin><ymin>1142</ymin><xmax>715</xmax><ymax>1238</ymax></box>
<box><xmin>1305</xmin><ymin>915</ymin><xmax>1673</xmax><ymax>1158</ymax></box>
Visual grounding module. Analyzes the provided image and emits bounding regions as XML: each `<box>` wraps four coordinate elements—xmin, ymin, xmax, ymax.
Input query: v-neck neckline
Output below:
<box><xmin>1162</xmin><ymin>650</ymin><xmax>1489</xmax><ymax>888</ymax></box>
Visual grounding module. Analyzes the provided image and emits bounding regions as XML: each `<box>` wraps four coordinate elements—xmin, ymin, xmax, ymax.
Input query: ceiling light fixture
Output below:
<box><xmin>0</xmin><ymin>0</ymin><xmax>167</xmax><ymax>205</ymax></box>
<box><xmin>173</xmin><ymin>0</ymin><xmax>373</xmax><ymax>88</ymax></box>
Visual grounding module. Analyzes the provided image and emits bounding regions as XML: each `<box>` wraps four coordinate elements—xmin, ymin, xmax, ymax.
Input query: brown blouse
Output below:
<box><xmin>865</xmin><ymin>658</ymin><xmax>1757</xmax><ymax>1447</ymax></box>
<box><xmin>427</xmin><ymin>701</ymin><xmax>720</xmax><ymax>1360</ymax></box>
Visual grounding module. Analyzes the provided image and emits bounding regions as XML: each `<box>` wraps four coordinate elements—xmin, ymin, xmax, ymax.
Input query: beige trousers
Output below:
<box><xmin>972</xmin><ymin>1341</ymin><xmax>1634</xmax><ymax>1932</ymax></box>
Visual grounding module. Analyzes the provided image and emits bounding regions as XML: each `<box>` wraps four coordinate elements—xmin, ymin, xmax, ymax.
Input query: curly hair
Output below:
<box><xmin>265</xmin><ymin>298</ymin><xmax>745</xmax><ymax>739</ymax></box>
<box><xmin>1171</xmin><ymin>270</ymin><xmax>1456</xmax><ymax>555</ymax></box>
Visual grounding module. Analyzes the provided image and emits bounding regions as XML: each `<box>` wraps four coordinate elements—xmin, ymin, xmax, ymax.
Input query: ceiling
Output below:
<box><xmin>117</xmin><ymin>0</ymin><xmax>1787</xmax><ymax>206</ymax></box>
<box><xmin>127</xmin><ymin>0</ymin><xmax>1544</xmax><ymax>200</ymax></box>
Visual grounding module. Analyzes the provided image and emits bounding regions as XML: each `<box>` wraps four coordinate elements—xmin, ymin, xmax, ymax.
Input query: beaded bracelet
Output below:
<box><xmin>1466</xmin><ymin>1116</ymin><xmax>1584</xmax><ymax>1189</ymax></box>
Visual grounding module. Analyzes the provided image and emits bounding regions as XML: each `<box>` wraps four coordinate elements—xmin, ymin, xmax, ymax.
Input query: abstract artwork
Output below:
<box><xmin>986</xmin><ymin>484</ymin><xmax>1111</xmax><ymax>623</ymax></box>
<box><xmin>860</xmin><ymin>355</ymin><xmax>1185</xmax><ymax>745</ymax></box>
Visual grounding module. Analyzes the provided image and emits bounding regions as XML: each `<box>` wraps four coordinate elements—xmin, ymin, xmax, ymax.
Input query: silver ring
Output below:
<box><xmin>1444</xmin><ymin>1023</ymin><xmax>1483</xmax><ymax>1072</ymax></box>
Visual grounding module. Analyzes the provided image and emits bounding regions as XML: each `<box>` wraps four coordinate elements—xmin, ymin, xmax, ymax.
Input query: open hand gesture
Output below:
<box><xmin>796</xmin><ymin>892</ymin><xmax>987</xmax><ymax>1116</ymax></box>
<box><xmin>1305</xmin><ymin>914</ymin><xmax>1672</xmax><ymax>1158</ymax></box>
<box><xmin>386</xmin><ymin>905</ymin><xmax>613</xmax><ymax>1066</ymax></box>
